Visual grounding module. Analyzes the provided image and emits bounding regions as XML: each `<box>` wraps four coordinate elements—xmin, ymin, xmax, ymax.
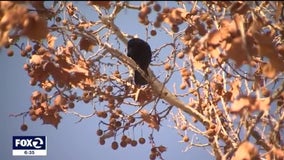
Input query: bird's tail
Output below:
<box><xmin>134</xmin><ymin>70</ymin><xmax>148</xmax><ymax>85</ymax></box>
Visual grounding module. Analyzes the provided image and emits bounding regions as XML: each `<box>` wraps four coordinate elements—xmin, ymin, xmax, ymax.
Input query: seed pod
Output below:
<box><xmin>131</xmin><ymin>140</ymin><xmax>138</xmax><ymax>147</ymax></box>
<box><xmin>20</xmin><ymin>124</ymin><xmax>28</xmax><ymax>131</ymax></box>
<box><xmin>138</xmin><ymin>137</ymin><xmax>146</xmax><ymax>144</ymax></box>
<box><xmin>153</xmin><ymin>3</ymin><xmax>161</xmax><ymax>12</ymax></box>
<box><xmin>183</xmin><ymin>135</ymin><xmax>189</xmax><ymax>142</ymax></box>
<box><xmin>96</xmin><ymin>129</ymin><xmax>103</xmax><ymax>136</ymax></box>
<box><xmin>111</xmin><ymin>141</ymin><xmax>119</xmax><ymax>150</ymax></box>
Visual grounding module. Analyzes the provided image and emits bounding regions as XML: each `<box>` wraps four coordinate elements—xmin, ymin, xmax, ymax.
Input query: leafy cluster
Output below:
<box><xmin>3</xmin><ymin>1</ymin><xmax>284</xmax><ymax>160</ymax></box>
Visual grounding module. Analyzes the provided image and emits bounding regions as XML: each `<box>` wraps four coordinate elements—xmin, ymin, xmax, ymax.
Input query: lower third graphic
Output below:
<box><xmin>12</xmin><ymin>136</ymin><xmax>47</xmax><ymax>156</ymax></box>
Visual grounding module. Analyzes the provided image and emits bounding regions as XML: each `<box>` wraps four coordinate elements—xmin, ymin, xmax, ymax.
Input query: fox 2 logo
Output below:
<box><xmin>13</xmin><ymin>136</ymin><xmax>46</xmax><ymax>150</ymax></box>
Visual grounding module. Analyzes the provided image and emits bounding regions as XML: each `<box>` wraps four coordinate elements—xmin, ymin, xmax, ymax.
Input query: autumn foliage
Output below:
<box><xmin>3</xmin><ymin>1</ymin><xmax>284</xmax><ymax>160</ymax></box>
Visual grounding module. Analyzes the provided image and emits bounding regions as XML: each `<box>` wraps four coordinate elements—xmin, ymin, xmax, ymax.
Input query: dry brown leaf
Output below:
<box><xmin>163</xmin><ymin>8</ymin><xmax>185</xmax><ymax>25</ymax></box>
<box><xmin>200</xmin><ymin>12</ymin><xmax>210</xmax><ymax>21</ymax></box>
<box><xmin>222</xmin><ymin>41</ymin><xmax>232</xmax><ymax>53</ymax></box>
<box><xmin>47</xmin><ymin>34</ymin><xmax>57</xmax><ymax>49</ymax></box>
<box><xmin>207</xmin><ymin>21</ymin><xmax>233</xmax><ymax>50</ymax></box>
<box><xmin>247</xmin><ymin>14</ymin><xmax>265</xmax><ymax>37</ymax></box>
<box><xmin>233</xmin><ymin>14</ymin><xmax>245</xmax><ymax>35</ymax></box>
<box><xmin>230</xmin><ymin>96</ymin><xmax>270</xmax><ymax>114</ymax></box>
<box><xmin>30</xmin><ymin>55</ymin><xmax>43</xmax><ymax>65</ymax></box>
<box><xmin>0</xmin><ymin>2</ymin><xmax>28</xmax><ymax>46</ymax></box>
<box><xmin>54</xmin><ymin>95</ymin><xmax>67</xmax><ymax>106</ymax></box>
<box><xmin>207</xmin><ymin>30</ymin><xmax>223</xmax><ymax>46</ymax></box>
<box><xmin>134</xmin><ymin>87</ymin><xmax>153</xmax><ymax>104</ymax></box>
<box><xmin>269</xmin><ymin>147</ymin><xmax>284</xmax><ymax>159</ymax></box>
<box><xmin>30</xmin><ymin>1</ymin><xmax>53</xmax><ymax>18</ymax></box>
<box><xmin>220</xmin><ymin>19</ymin><xmax>238</xmax><ymax>35</ymax></box>
<box><xmin>208</xmin><ymin>47</ymin><xmax>220</xmax><ymax>58</ymax></box>
<box><xmin>77</xmin><ymin>58</ymin><xmax>89</xmax><ymax>68</ymax></box>
<box><xmin>66</xmin><ymin>2</ymin><xmax>76</xmax><ymax>16</ymax></box>
<box><xmin>43</xmin><ymin>61</ymin><xmax>56</xmax><ymax>73</ymax></box>
<box><xmin>41</xmin><ymin>80</ymin><xmax>53</xmax><ymax>91</ymax></box>
<box><xmin>55</xmin><ymin>55</ymin><xmax>72</xmax><ymax>69</ymax></box>
<box><xmin>197</xmin><ymin>22</ymin><xmax>207</xmax><ymax>36</ymax></box>
<box><xmin>255</xmin><ymin>33</ymin><xmax>275</xmax><ymax>58</ymax></box>
<box><xmin>261</xmin><ymin>62</ymin><xmax>277</xmax><ymax>79</ymax></box>
<box><xmin>31</xmin><ymin>90</ymin><xmax>41</xmax><ymax>99</ymax></box>
<box><xmin>84</xmin><ymin>77</ymin><xmax>95</xmax><ymax>86</ymax></box>
<box><xmin>276</xmin><ymin>44</ymin><xmax>284</xmax><ymax>56</ymax></box>
<box><xmin>70</xmin><ymin>72</ymin><xmax>87</xmax><ymax>86</ymax></box>
<box><xmin>71</xmin><ymin>64</ymin><xmax>90</xmax><ymax>76</ymax></box>
<box><xmin>194</xmin><ymin>52</ymin><xmax>205</xmax><ymax>61</ymax></box>
<box><xmin>157</xmin><ymin>145</ymin><xmax>167</xmax><ymax>153</ymax></box>
<box><xmin>30</xmin><ymin>1</ymin><xmax>46</xmax><ymax>11</ymax></box>
<box><xmin>139</xmin><ymin>109</ymin><xmax>160</xmax><ymax>131</ymax></box>
<box><xmin>223</xmin><ymin>91</ymin><xmax>233</xmax><ymax>102</ymax></box>
<box><xmin>40</xmin><ymin>101</ymin><xmax>48</xmax><ymax>110</ymax></box>
<box><xmin>171</xmin><ymin>8</ymin><xmax>185</xmax><ymax>24</ymax></box>
<box><xmin>22</xmin><ymin>14</ymin><xmax>48</xmax><ymax>41</ymax></box>
<box><xmin>254</xmin><ymin>33</ymin><xmax>284</xmax><ymax>77</ymax></box>
<box><xmin>65</xmin><ymin>40</ymin><xmax>73</xmax><ymax>47</ymax></box>
<box><xmin>230</xmin><ymin>78</ymin><xmax>241</xmax><ymax>101</ymax></box>
<box><xmin>226</xmin><ymin>36</ymin><xmax>248</xmax><ymax>67</ymax></box>
<box><xmin>41</xmin><ymin>110</ymin><xmax>62</xmax><ymax>129</ymax></box>
<box><xmin>34</xmin><ymin>107</ymin><xmax>43</xmax><ymax>116</ymax></box>
<box><xmin>100</xmin><ymin>130</ymin><xmax>115</xmax><ymax>140</ymax></box>
<box><xmin>192</xmin><ymin>60</ymin><xmax>205</xmax><ymax>71</ymax></box>
<box><xmin>49</xmin><ymin>68</ymin><xmax>70</xmax><ymax>87</ymax></box>
<box><xmin>232</xmin><ymin>141</ymin><xmax>259</xmax><ymax>160</ymax></box>
<box><xmin>89</xmin><ymin>1</ymin><xmax>111</xmax><ymax>9</ymax></box>
<box><xmin>219</xmin><ymin>27</ymin><xmax>231</xmax><ymax>41</ymax></box>
<box><xmin>31</xmin><ymin>91</ymin><xmax>40</xmax><ymax>106</ymax></box>
<box><xmin>79</xmin><ymin>37</ymin><xmax>97</xmax><ymax>52</ymax></box>
<box><xmin>274</xmin><ymin>2</ymin><xmax>284</xmax><ymax>21</ymax></box>
<box><xmin>78</xmin><ymin>22</ymin><xmax>92</xmax><ymax>30</ymax></box>
<box><xmin>254</xmin><ymin>97</ymin><xmax>270</xmax><ymax>112</ymax></box>
<box><xmin>230</xmin><ymin>2</ymin><xmax>250</xmax><ymax>15</ymax></box>
<box><xmin>180</xmin><ymin>9</ymin><xmax>190</xmax><ymax>20</ymax></box>
<box><xmin>230</xmin><ymin>96</ymin><xmax>251</xmax><ymax>114</ymax></box>
<box><xmin>211</xmin><ymin>82</ymin><xmax>223</xmax><ymax>95</ymax></box>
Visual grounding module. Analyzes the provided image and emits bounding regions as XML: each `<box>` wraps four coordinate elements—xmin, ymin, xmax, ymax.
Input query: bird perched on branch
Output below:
<box><xmin>127</xmin><ymin>38</ymin><xmax>152</xmax><ymax>85</ymax></box>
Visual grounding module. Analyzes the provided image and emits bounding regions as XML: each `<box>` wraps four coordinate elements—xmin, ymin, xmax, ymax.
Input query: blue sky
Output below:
<box><xmin>0</xmin><ymin>1</ymin><xmax>212</xmax><ymax>160</ymax></box>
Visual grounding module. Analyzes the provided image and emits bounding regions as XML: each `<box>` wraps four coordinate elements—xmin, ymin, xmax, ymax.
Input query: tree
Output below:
<box><xmin>2</xmin><ymin>1</ymin><xmax>284</xmax><ymax>159</ymax></box>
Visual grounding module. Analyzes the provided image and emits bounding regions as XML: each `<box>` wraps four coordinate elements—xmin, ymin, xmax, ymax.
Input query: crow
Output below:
<box><xmin>127</xmin><ymin>38</ymin><xmax>152</xmax><ymax>85</ymax></box>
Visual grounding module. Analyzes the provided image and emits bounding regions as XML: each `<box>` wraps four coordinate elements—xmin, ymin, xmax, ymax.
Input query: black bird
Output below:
<box><xmin>127</xmin><ymin>38</ymin><xmax>152</xmax><ymax>85</ymax></box>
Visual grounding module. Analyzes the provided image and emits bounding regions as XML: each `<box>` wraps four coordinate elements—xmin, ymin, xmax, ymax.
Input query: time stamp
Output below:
<box><xmin>13</xmin><ymin>150</ymin><xmax>47</xmax><ymax>156</ymax></box>
<box><xmin>24</xmin><ymin>150</ymin><xmax>35</xmax><ymax>155</ymax></box>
